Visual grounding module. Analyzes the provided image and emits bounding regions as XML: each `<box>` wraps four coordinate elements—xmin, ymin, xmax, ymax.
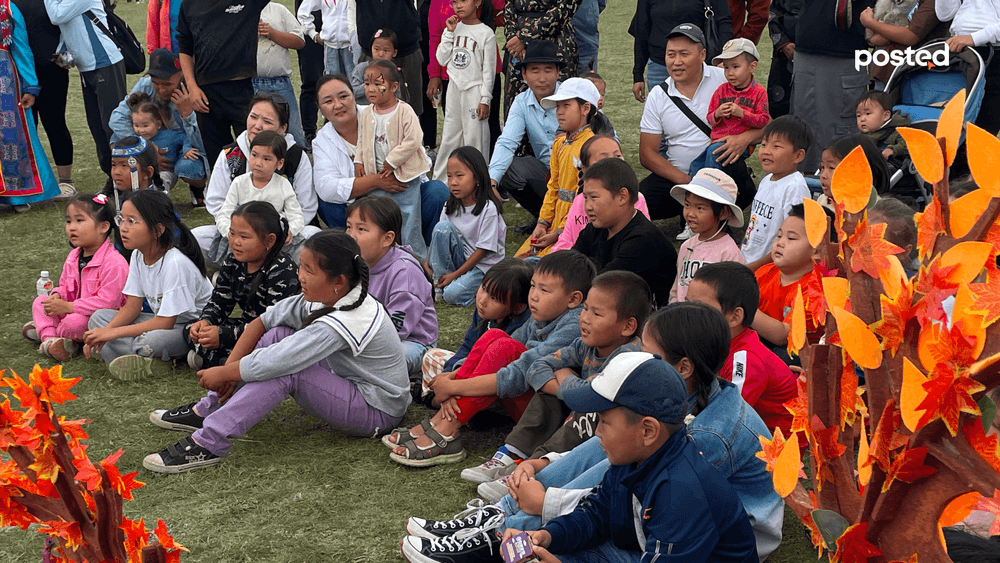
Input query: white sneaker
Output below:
<box><xmin>460</xmin><ymin>449</ymin><xmax>518</xmax><ymax>483</ymax></box>
<box><xmin>676</xmin><ymin>225</ymin><xmax>695</xmax><ymax>240</ymax></box>
<box><xmin>54</xmin><ymin>182</ymin><xmax>77</xmax><ymax>201</ymax></box>
<box><xmin>477</xmin><ymin>476</ymin><xmax>512</xmax><ymax>504</ymax></box>
<box><xmin>187</xmin><ymin>349</ymin><xmax>204</xmax><ymax>370</ymax></box>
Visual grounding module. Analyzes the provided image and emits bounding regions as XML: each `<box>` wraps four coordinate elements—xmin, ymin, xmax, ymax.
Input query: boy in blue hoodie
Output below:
<box><xmin>387</xmin><ymin>251</ymin><xmax>595</xmax><ymax>467</ymax></box>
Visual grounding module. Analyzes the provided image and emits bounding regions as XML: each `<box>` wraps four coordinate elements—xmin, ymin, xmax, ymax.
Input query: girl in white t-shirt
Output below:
<box><xmin>83</xmin><ymin>191</ymin><xmax>214</xmax><ymax>381</ymax></box>
<box><xmin>426</xmin><ymin>146</ymin><xmax>505</xmax><ymax>307</ymax></box>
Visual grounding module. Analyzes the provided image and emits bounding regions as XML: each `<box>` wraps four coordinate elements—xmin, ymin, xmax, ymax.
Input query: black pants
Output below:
<box><xmin>498</xmin><ymin>156</ymin><xmax>549</xmax><ymax>218</ymax></box>
<box><xmin>418</xmin><ymin>0</ymin><xmax>437</xmax><ymax>148</ymax></box>
<box><xmin>197</xmin><ymin>79</ymin><xmax>254</xmax><ymax>163</ymax></box>
<box><xmin>32</xmin><ymin>62</ymin><xmax>73</xmax><ymax>167</ymax></box>
<box><xmin>640</xmin><ymin>159</ymin><xmax>756</xmax><ymax>220</ymax></box>
<box><xmin>767</xmin><ymin>47</ymin><xmax>794</xmax><ymax>119</ymax></box>
<box><xmin>974</xmin><ymin>46</ymin><xmax>1000</xmax><ymax>136</ymax></box>
<box><xmin>296</xmin><ymin>1</ymin><xmax>325</xmax><ymax>140</ymax></box>
<box><xmin>81</xmin><ymin>61</ymin><xmax>127</xmax><ymax>176</ymax></box>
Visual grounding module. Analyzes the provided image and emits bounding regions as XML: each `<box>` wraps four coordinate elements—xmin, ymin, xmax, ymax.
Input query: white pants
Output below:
<box><xmin>433</xmin><ymin>82</ymin><xmax>490</xmax><ymax>180</ymax></box>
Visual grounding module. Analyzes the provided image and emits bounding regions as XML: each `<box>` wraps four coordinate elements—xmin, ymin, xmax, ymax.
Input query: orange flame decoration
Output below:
<box><xmin>0</xmin><ymin>365</ymin><xmax>187</xmax><ymax>562</ymax></box>
<box><xmin>777</xmin><ymin>91</ymin><xmax>1000</xmax><ymax>562</ymax></box>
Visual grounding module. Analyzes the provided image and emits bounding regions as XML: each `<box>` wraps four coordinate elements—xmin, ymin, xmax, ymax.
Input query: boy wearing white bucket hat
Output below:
<box><xmin>669</xmin><ymin>168</ymin><xmax>746</xmax><ymax>302</ymax></box>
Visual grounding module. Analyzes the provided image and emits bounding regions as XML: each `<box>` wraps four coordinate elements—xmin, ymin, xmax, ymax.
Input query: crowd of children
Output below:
<box><xmin>15</xmin><ymin>1</ymin><xmax>1000</xmax><ymax>560</ymax></box>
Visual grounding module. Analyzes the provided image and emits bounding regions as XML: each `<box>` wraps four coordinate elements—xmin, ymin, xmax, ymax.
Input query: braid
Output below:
<box><xmin>338</xmin><ymin>254</ymin><xmax>370</xmax><ymax>312</ymax></box>
<box><xmin>150</xmin><ymin>170</ymin><xmax>166</xmax><ymax>191</ymax></box>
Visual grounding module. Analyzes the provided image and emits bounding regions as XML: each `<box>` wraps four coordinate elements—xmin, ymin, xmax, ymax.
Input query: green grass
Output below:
<box><xmin>0</xmin><ymin>1</ymin><xmax>815</xmax><ymax>561</ymax></box>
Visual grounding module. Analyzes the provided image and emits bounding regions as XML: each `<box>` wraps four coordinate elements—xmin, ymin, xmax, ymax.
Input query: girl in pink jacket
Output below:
<box><xmin>24</xmin><ymin>194</ymin><xmax>129</xmax><ymax>361</ymax></box>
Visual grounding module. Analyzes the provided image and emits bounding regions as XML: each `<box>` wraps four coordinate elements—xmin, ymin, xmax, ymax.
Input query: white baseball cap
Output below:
<box><xmin>540</xmin><ymin>77</ymin><xmax>601</xmax><ymax>110</ymax></box>
<box><xmin>712</xmin><ymin>38</ymin><xmax>760</xmax><ymax>66</ymax></box>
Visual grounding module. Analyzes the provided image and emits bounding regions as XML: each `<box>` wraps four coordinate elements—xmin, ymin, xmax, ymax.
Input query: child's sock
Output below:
<box><xmin>502</xmin><ymin>444</ymin><xmax>527</xmax><ymax>462</ymax></box>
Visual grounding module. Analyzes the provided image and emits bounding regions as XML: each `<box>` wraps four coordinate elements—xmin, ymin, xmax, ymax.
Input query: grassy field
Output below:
<box><xmin>0</xmin><ymin>1</ymin><xmax>815</xmax><ymax>561</ymax></box>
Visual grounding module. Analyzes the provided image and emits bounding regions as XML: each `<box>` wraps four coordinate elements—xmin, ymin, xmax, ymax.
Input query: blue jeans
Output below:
<box><xmin>174</xmin><ymin>155</ymin><xmax>206</xmax><ymax>180</ymax></box>
<box><xmin>325</xmin><ymin>46</ymin><xmax>355</xmax><ymax>77</ymax></box>
<box><xmin>402</xmin><ymin>340</ymin><xmax>432</xmax><ymax>377</ymax></box>
<box><xmin>645</xmin><ymin>59</ymin><xmax>669</xmax><ymax>91</ymax></box>
<box><xmin>253</xmin><ymin>76</ymin><xmax>306</xmax><ymax>148</ymax></box>
<box><xmin>427</xmin><ymin>221</ymin><xmax>485</xmax><ymax>307</ymax></box>
<box><xmin>574</xmin><ymin>0</ymin><xmax>601</xmax><ymax>71</ymax></box>
<box><xmin>317</xmin><ymin>180</ymin><xmax>448</xmax><ymax>246</ymax></box>
<box><xmin>688</xmin><ymin>141</ymin><xmax>751</xmax><ymax>176</ymax></box>
<box><xmin>377</xmin><ymin>177</ymin><xmax>426</xmax><ymax>257</ymax></box>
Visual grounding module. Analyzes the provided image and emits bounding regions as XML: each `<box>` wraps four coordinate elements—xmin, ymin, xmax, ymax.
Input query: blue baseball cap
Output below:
<box><xmin>562</xmin><ymin>352</ymin><xmax>690</xmax><ymax>424</ymax></box>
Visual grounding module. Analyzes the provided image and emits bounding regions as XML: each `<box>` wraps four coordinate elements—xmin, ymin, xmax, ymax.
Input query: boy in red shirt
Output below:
<box><xmin>688</xmin><ymin>38</ymin><xmax>770</xmax><ymax>176</ymax></box>
<box><xmin>752</xmin><ymin>203</ymin><xmax>825</xmax><ymax>364</ymax></box>
<box><xmin>686</xmin><ymin>261</ymin><xmax>797</xmax><ymax>435</ymax></box>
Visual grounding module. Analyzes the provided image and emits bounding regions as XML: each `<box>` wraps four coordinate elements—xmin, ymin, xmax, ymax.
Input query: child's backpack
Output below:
<box><xmin>86</xmin><ymin>0</ymin><xmax>146</xmax><ymax>74</ymax></box>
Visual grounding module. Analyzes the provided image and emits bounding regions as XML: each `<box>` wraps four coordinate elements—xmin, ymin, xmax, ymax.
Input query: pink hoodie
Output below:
<box><xmin>52</xmin><ymin>237</ymin><xmax>130</xmax><ymax>316</ymax></box>
<box><xmin>428</xmin><ymin>0</ymin><xmax>504</xmax><ymax>81</ymax></box>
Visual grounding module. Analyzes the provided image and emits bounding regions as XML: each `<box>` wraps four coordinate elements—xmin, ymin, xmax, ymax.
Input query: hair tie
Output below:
<box><xmin>111</xmin><ymin>137</ymin><xmax>148</xmax><ymax>158</ymax></box>
<box><xmin>354</xmin><ymin>254</ymin><xmax>360</xmax><ymax>261</ymax></box>
<box><xmin>375</xmin><ymin>29</ymin><xmax>383</xmax><ymax>38</ymax></box>
<box><xmin>93</xmin><ymin>194</ymin><xmax>108</xmax><ymax>205</ymax></box>
<box><xmin>174</xmin><ymin>211</ymin><xmax>182</xmax><ymax>223</ymax></box>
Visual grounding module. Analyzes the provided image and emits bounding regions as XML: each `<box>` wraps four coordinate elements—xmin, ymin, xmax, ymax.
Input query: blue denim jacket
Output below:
<box><xmin>507</xmin><ymin>378</ymin><xmax>784</xmax><ymax>560</ymax></box>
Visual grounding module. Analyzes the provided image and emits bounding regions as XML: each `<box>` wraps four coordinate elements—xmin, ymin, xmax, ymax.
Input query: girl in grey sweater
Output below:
<box><xmin>143</xmin><ymin>232</ymin><xmax>411</xmax><ymax>473</ymax></box>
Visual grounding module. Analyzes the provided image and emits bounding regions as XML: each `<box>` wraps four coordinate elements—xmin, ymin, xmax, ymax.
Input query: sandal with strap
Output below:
<box><xmin>381</xmin><ymin>416</ymin><xmax>433</xmax><ymax>449</ymax></box>
<box><xmin>389</xmin><ymin>426</ymin><xmax>467</xmax><ymax>467</ymax></box>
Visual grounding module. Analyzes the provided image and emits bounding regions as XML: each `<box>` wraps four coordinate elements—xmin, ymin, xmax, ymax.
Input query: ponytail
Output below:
<box><xmin>585</xmin><ymin>103</ymin><xmax>609</xmax><ymax>136</ymax></box>
<box><xmin>300</xmin><ymin>232</ymin><xmax>370</xmax><ymax>327</ymax></box>
<box><xmin>127</xmin><ymin>190</ymin><xmax>207</xmax><ymax>278</ymax></box>
<box><xmin>231</xmin><ymin>202</ymin><xmax>290</xmax><ymax>296</ymax></box>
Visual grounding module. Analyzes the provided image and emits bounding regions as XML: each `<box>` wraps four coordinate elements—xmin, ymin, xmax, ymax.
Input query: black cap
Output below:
<box><xmin>148</xmin><ymin>48</ymin><xmax>181</xmax><ymax>79</ymax></box>
<box><xmin>514</xmin><ymin>39</ymin><xmax>567</xmax><ymax>71</ymax></box>
<box><xmin>666</xmin><ymin>23</ymin><xmax>706</xmax><ymax>47</ymax></box>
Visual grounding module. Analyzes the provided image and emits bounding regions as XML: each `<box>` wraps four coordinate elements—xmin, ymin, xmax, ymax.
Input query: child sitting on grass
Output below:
<box><xmin>185</xmin><ymin>202</ymin><xmax>300</xmax><ymax>370</ymax></box>
<box><xmin>572</xmin><ymin>157</ymin><xmax>677</xmax><ymax>308</ymax></box>
<box><xmin>741</xmin><ymin>115</ymin><xmax>814</xmax><ymax>271</ymax></box>
<box><xmin>459</xmin><ymin>271</ymin><xmax>651</xmax><ymax>484</ymax></box>
<box><xmin>24</xmin><ymin>194</ymin><xmax>128</xmax><ymax>361</ymax></box>
<box><xmin>752</xmin><ymin>203</ymin><xmax>826</xmax><ymax>362</ymax></box>
<box><xmin>687</xmin><ymin>262</ymin><xmax>797</xmax><ymax>436</ymax></box>
<box><xmin>689</xmin><ymin>38</ymin><xmax>770</xmax><ymax>176</ymax></box>
<box><xmin>384</xmin><ymin>250</ymin><xmax>595</xmax><ymax>467</ymax></box>
<box><xmin>401</xmin><ymin>352</ymin><xmax>757</xmax><ymax>563</ymax></box>
<box><xmin>668</xmin><ymin>168</ymin><xmax>746</xmax><ymax>303</ymax></box>
<box><xmin>346</xmin><ymin>196</ymin><xmax>438</xmax><ymax>379</ymax></box>
<box><xmin>420</xmin><ymin>258</ymin><xmax>534</xmax><ymax>405</ymax></box>
<box><xmin>855</xmin><ymin>91</ymin><xmax>910</xmax><ymax>161</ymax></box>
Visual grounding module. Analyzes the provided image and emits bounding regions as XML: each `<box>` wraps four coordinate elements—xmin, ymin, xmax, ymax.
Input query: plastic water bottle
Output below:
<box><xmin>36</xmin><ymin>271</ymin><xmax>52</xmax><ymax>297</ymax></box>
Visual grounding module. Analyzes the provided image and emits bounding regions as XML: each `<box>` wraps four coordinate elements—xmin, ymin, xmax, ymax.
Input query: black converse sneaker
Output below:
<box><xmin>405</xmin><ymin>499</ymin><xmax>504</xmax><ymax>539</ymax></box>
<box><xmin>399</xmin><ymin>514</ymin><xmax>504</xmax><ymax>563</ymax></box>
<box><xmin>143</xmin><ymin>436</ymin><xmax>222</xmax><ymax>474</ymax></box>
<box><xmin>149</xmin><ymin>402</ymin><xmax>204</xmax><ymax>432</ymax></box>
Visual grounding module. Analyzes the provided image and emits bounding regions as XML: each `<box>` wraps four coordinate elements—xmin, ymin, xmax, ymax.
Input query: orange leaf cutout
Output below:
<box><xmin>757</xmin><ymin>428</ymin><xmax>802</xmax><ymax>498</ymax></box>
<box><xmin>971</xmin><ymin>263</ymin><xmax>1000</xmax><ymax>327</ymax></box>
<box><xmin>811</xmin><ymin>416</ymin><xmax>848</xmax><ymax>488</ymax></box>
<box><xmin>866</xmin><ymin>398</ymin><xmax>901</xmax><ymax>471</ymax></box>
<box><xmin>916</xmin><ymin>364</ymin><xmax>984</xmax><ymax>436</ymax></box>
<box><xmin>840</xmin><ymin>360</ymin><xmax>864</xmax><ymax>429</ymax></box>
<box><xmin>788</xmin><ymin>285</ymin><xmax>806</xmax><ymax>357</ymax></box>
<box><xmin>849</xmin><ymin>215</ymin><xmax>904</xmax><ymax>278</ymax></box>
<box><xmin>857</xmin><ymin>419</ymin><xmax>871</xmax><ymax>486</ymax></box>
<box><xmin>967</xmin><ymin>123</ymin><xmax>1000</xmax><ymax>197</ymax></box>
<box><xmin>831</xmin><ymin>522</ymin><xmax>882</xmax><ymax>563</ymax></box>
<box><xmin>802</xmin><ymin>198</ymin><xmax>828</xmax><ymax>248</ymax></box>
<box><xmin>882</xmin><ymin>446</ymin><xmax>936</xmax><ymax>492</ymax></box>
<box><xmin>898</xmin><ymin>127</ymin><xmax>944</xmax><ymax>185</ymax></box>
<box><xmin>878</xmin><ymin>255</ymin><xmax>907</xmax><ymax>301</ymax></box>
<box><xmin>872</xmin><ymin>279</ymin><xmax>912</xmax><ymax>356</ymax></box>
<box><xmin>823</xmin><ymin>277</ymin><xmax>850</xmax><ymax>312</ymax></box>
<box><xmin>901</xmin><ymin>358</ymin><xmax>928</xmax><ymax>433</ymax></box>
<box><xmin>831</xmin><ymin>146</ymin><xmax>874</xmax><ymax>214</ymax></box>
<box><xmin>829</xmin><ymin>306</ymin><xmax>882</xmax><ymax>369</ymax></box>
<box><xmin>786</xmin><ymin>376</ymin><xmax>810</xmax><ymax>435</ymax></box>
<box><xmin>914</xmin><ymin>197</ymin><xmax>944</xmax><ymax>261</ymax></box>
<box><xmin>940</xmin><ymin>241</ymin><xmax>993</xmax><ymax>286</ymax></box>
<box><xmin>940</xmin><ymin>491</ymin><xmax>981</xmax><ymax>528</ymax></box>
<box><xmin>953</xmin><ymin>283</ymin><xmax>987</xmax><ymax>359</ymax></box>
<box><xmin>963</xmin><ymin>418</ymin><xmax>1000</xmax><ymax>474</ymax></box>
<box><xmin>936</xmin><ymin>90</ymin><xmax>965</xmax><ymax>166</ymax></box>
<box><xmin>949</xmin><ymin>189</ymin><xmax>994</xmax><ymax>238</ymax></box>
<box><xmin>973</xmin><ymin>490</ymin><xmax>1000</xmax><ymax>536</ymax></box>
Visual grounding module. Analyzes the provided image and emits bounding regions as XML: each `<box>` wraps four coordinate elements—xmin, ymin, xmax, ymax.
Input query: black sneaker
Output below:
<box><xmin>405</xmin><ymin>499</ymin><xmax>504</xmax><ymax>539</ymax></box>
<box><xmin>149</xmin><ymin>402</ymin><xmax>204</xmax><ymax>432</ymax></box>
<box><xmin>400</xmin><ymin>520</ymin><xmax>503</xmax><ymax>563</ymax></box>
<box><xmin>512</xmin><ymin>220</ymin><xmax>537</xmax><ymax>236</ymax></box>
<box><xmin>143</xmin><ymin>436</ymin><xmax>222</xmax><ymax>474</ymax></box>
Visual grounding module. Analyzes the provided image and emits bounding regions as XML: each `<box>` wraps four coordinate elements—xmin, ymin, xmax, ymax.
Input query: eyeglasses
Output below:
<box><xmin>119</xmin><ymin>215</ymin><xmax>144</xmax><ymax>227</ymax></box>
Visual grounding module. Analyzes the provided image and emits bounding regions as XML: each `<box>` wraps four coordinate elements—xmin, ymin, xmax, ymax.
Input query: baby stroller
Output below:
<box><xmin>883</xmin><ymin>40</ymin><xmax>987</xmax><ymax>204</ymax></box>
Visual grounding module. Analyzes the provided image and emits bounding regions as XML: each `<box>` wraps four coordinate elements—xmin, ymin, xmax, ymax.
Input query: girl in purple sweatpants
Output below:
<box><xmin>142</xmin><ymin>231</ymin><xmax>412</xmax><ymax>474</ymax></box>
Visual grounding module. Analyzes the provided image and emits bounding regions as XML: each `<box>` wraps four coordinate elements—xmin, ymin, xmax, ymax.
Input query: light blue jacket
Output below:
<box><xmin>488</xmin><ymin>82</ymin><xmax>561</xmax><ymax>184</ymax></box>
<box><xmin>496</xmin><ymin>306</ymin><xmax>582</xmax><ymax>399</ymax></box>
<box><xmin>44</xmin><ymin>0</ymin><xmax>122</xmax><ymax>72</ymax></box>
<box><xmin>108</xmin><ymin>76</ymin><xmax>207</xmax><ymax>157</ymax></box>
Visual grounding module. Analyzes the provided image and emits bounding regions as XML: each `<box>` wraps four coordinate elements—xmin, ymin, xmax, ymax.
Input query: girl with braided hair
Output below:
<box><xmin>143</xmin><ymin>231</ymin><xmax>412</xmax><ymax>473</ymax></box>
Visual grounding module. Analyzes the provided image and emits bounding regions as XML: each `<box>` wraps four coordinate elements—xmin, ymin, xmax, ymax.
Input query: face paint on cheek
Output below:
<box><xmin>378</xmin><ymin>86</ymin><xmax>387</xmax><ymax>93</ymax></box>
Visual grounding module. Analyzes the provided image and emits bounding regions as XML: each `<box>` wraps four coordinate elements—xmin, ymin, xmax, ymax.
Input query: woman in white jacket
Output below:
<box><xmin>312</xmin><ymin>74</ymin><xmax>448</xmax><ymax>236</ymax></box>
<box><xmin>193</xmin><ymin>94</ymin><xmax>318</xmax><ymax>265</ymax></box>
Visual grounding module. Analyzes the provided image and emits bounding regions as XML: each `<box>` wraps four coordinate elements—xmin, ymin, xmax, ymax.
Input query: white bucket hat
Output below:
<box><xmin>670</xmin><ymin>169</ymin><xmax>744</xmax><ymax>227</ymax></box>
<box><xmin>541</xmin><ymin>77</ymin><xmax>601</xmax><ymax>110</ymax></box>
